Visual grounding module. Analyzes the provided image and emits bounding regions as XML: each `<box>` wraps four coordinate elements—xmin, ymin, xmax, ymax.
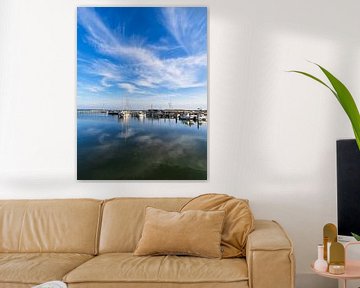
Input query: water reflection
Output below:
<box><xmin>77</xmin><ymin>114</ymin><xmax>207</xmax><ymax>180</ymax></box>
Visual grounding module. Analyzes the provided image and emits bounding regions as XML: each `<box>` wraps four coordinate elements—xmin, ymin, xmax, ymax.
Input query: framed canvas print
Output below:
<box><xmin>77</xmin><ymin>7</ymin><xmax>208</xmax><ymax>180</ymax></box>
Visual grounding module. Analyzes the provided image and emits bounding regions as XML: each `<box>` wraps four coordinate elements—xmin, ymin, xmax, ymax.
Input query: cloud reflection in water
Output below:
<box><xmin>77</xmin><ymin>115</ymin><xmax>207</xmax><ymax>180</ymax></box>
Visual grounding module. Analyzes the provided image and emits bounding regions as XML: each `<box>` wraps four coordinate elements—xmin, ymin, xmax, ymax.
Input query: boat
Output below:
<box><xmin>198</xmin><ymin>114</ymin><xmax>207</xmax><ymax>121</ymax></box>
<box><xmin>119</xmin><ymin>111</ymin><xmax>131</xmax><ymax>118</ymax></box>
<box><xmin>136</xmin><ymin>111</ymin><xmax>146</xmax><ymax>118</ymax></box>
<box><xmin>108</xmin><ymin>110</ymin><xmax>119</xmax><ymax>116</ymax></box>
<box><xmin>179</xmin><ymin>113</ymin><xmax>191</xmax><ymax>120</ymax></box>
<box><xmin>190</xmin><ymin>114</ymin><xmax>198</xmax><ymax>121</ymax></box>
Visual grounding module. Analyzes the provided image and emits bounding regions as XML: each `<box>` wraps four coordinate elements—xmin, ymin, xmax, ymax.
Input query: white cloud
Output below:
<box><xmin>77</xmin><ymin>81</ymin><xmax>105</xmax><ymax>93</ymax></box>
<box><xmin>134</xmin><ymin>79</ymin><xmax>156</xmax><ymax>88</ymax></box>
<box><xmin>90</xmin><ymin>59</ymin><xmax>122</xmax><ymax>86</ymax></box>
<box><xmin>78</xmin><ymin>8</ymin><xmax>119</xmax><ymax>50</ymax></box>
<box><xmin>78</xmin><ymin>57</ymin><xmax>123</xmax><ymax>90</ymax></box>
<box><xmin>101</xmin><ymin>78</ymin><xmax>112</xmax><ymax>88</ymax></box>
<box><xmin>87</xmin><ymin>85</ymin><xmax>104</xmax><ymax>93</ymax></box>
<box><xmin>118</xmin><ymin>83</ymin><xmax>138</xmax><ymax>93</ymax></box>
<box><xmin>147</xmin><ymin>43</ymin><xmax>182</xmax><ymax>52</ymax></box>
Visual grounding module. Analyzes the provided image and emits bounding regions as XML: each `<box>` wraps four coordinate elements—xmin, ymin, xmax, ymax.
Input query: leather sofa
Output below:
<box><xmin>0</xmin><ymin>198</ymin><xmax>295</xmax><ymax>288</ymax></box>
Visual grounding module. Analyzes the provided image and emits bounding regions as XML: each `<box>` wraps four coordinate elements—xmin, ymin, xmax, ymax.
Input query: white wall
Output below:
<box><xmin>1</xmin><ymin>0</ymin><xmax>360</xmax><ymax>287</ymax></box>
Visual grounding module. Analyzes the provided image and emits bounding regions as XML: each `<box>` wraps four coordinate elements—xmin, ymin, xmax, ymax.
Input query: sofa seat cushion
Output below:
<box><xmin>64</xmin><ymin>253</ymin><xmax>248</xmax><ymax>285</ymax></box>
<box><xmin>0</xmin><ymin>253</ymin><xmax>93</xmax><ymax>285</ymax></box>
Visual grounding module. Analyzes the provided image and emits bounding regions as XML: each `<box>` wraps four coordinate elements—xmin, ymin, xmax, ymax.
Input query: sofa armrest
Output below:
<box><xmin>246</xmin><ymin>220</ymin><xmax>295</xmax><ymax>288</ymax></box>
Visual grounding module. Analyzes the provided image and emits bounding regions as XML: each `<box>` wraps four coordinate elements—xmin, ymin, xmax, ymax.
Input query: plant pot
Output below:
<box><xmin>337</xmin><ymin>139</ymin><xmax>360</xmax><ymax>238</ymax></box>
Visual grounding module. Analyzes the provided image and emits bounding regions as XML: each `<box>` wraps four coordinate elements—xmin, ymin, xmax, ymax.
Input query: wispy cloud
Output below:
<box><xmin>78</xmin><ymin>58</ymin><xmax>122</xmax><ymax>88</ymax></box>
<box><xmin>78</xmin><ymin>8</ymin><xmax>206</xmax><ymax>91</ymax></box>
<box><xmin>77</xmin><ymin>8</ymin><xmax>119</xmax><ymax>50</ymax></box>
<box><xmin>161</xmin><ymin>7</ymin><xmax>207</xmax><ymax>55</ymax></box>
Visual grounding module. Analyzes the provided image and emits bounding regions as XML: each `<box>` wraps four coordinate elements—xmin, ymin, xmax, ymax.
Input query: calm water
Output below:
<box><xmin>77</xmin><ymin>113</ymin><xmax>207</xmax><ymax>180</ymax></box>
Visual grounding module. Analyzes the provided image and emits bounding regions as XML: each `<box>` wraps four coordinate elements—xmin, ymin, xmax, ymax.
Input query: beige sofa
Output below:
<box><xmin>0</xmin><ymin>198</ymin><xmax>295</xmax><ymax>288</ymax></box>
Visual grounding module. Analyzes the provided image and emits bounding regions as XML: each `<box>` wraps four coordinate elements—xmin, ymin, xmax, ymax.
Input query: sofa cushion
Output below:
<box><xmin>181</xmin><ymin>194</ymin><xmax>254</xmax><ymax>258</ymax></box>
<box><xmin>99</xmin><ymin>198</ymin><xmax>190</xmax><ymax>253</ymax></box>
<box><xmin>0</xmin><ymin>199</ymin><xmax>103</xmax><ymax>254</ymax></box>
<box><xmin>134</xmin><ymin>207</ymin><xmax>225</xmax><ymax>258</ymax></box>
<box><xmin>0</xmin><ymin>253</ymin><xmax>93</xmax><ymax>285</ymax></box>
<box><xmin>63</xmin><ymin>253</ymin><xmax>248</xmax><ymax>285</ymax></box>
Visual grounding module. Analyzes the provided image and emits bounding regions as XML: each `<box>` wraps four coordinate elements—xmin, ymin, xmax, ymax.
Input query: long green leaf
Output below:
<box><xmin>316</xmin><ymin>64</ymin><xmax>360</xmax><ymax>150</ymax></box>
<box><xmin>289</xmin><ymin>64</ymin><xmax>360</xmax><ymax>150</ymax></box>
<box><xmin>353</xmin><ymin>127</ymin><xmax>360</xmax><ymax>150</ymax></box>
<box><xmin>288</xmin><ymin>70</ymin><xmax>337</xmax><ymax>99</ymax></box>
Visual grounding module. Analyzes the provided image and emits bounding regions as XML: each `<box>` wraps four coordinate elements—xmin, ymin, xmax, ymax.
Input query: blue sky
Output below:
<box><xmin>77</xmin><ymin>7</ymin><xmax>207</xmax><ymax>110</ymax></box>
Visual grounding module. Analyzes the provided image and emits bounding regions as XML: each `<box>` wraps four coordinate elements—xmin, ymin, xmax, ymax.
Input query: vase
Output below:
<box><xmin>314</xmin><ymin>244</ymin><xmax>328</xmax><ymax>272</ymax></box>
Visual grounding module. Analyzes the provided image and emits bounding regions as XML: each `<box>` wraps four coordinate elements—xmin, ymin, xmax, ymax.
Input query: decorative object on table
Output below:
<box><xmin>314</xmin><ymin>244</ymin><xmax>328</xmax><ymax>272</ymax></box>
<box><xmin>319</xmin><ymin>223</ymin><xmax>345</xmax><ymax>275</ymax></box>
<box><xmin>77</xmin><ymin>7</ymin><xmax>208</xmax><ymax>180</ymax></box>
<box><xmin>32</xmin><ymin>281</ymin><xmax>67</xmax><ymax>288</ymax></box>
<box><xmin>328</xmin><ymin>264</ymin><xmax>345</xmax><ymax>275</ymax></box>
<box><xmin>323</xmin><ymin>223</ymin><xmax>337</xmax><ymax>262</ymax></box>
<box><xmin>329</xmin><ymin>242</ymin><xmax>345</xmax><ymax>275</ymax></box>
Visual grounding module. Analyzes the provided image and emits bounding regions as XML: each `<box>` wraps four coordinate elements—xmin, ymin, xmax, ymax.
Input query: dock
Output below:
<box><xmin>77</xmin><ymin>109</ymin><xmax>207</xmax><ymax>122</ymax></box>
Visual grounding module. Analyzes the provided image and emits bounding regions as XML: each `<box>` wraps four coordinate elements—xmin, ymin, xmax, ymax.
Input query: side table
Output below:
<box><xmin>311</xmin><ymin>242</ymin><xmax>360</xmax><ymax>288</ymax></box>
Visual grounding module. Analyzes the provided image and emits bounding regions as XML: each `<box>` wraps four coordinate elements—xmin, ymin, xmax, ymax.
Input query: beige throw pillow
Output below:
<box><xmin>134</xmin><ymin>207</ymin><xmax>225</xmax><ymax>258</ymax></box>
<box><xmin>181</xmin><ymin>193</ymin><xmax>255</xmax><ymax>258</ymax></box>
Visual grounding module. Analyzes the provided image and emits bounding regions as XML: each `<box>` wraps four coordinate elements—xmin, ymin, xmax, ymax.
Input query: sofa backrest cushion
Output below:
<box><xmin>181</xmin><ymin>194</ymin><xmax>254</xmax><ymax>258</ymax></box>
<box><xmin>0</xmin><ymin>199</ymin><xmax>102</xmax><ymax>254</ymax></box>
<box><xmin>99</xmin><ymin>198</ymin><xmax>189</xmax><ymax>253</ymax></box>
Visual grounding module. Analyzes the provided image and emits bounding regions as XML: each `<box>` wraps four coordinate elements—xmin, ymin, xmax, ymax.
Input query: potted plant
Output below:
<box><xmin>290</xmin><ymin>63</ymin><xmax>360</xmax><ymax>240</ymax></box>
<box><xmin>352</xmin><ymin>233</ymin><xmax>360</xmax><ymax>241</ymax></box>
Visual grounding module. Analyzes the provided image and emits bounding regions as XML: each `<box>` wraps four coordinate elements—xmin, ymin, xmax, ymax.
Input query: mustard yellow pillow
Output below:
<box><xmin>181</xmin><ymin>193</ymin><xmax>255</xmax><ymax>258</ymax></box>
<box><xmin>134</xmin><ymin>207</ymin><xmax>225</xmax><ymax>258</ymax></box>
